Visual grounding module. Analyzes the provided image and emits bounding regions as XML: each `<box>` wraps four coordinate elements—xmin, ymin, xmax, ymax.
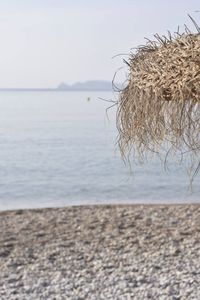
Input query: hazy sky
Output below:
<box><xmin>0</xmin><ymin>0</ymin><xmax>199</xmax><ymax>87</ymax></box>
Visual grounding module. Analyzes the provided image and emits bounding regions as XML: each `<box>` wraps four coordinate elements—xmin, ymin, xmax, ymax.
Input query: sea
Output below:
<box><xmin>0</xmin><ymin>91</ymin><xmax>199</xmax><ymax>210</ymax></box>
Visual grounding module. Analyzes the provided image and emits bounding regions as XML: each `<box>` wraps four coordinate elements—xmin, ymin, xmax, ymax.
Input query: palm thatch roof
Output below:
<box><xmin>117</xmin><ymin>17</ymin><xmax>200</xmax><ymax>180</ymax></box>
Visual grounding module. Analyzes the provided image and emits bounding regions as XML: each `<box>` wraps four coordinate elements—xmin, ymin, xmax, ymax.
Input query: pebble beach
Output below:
<box><xmin>1</xmin><ymin>204</ymin><xmax>200</xmax><ymax>299</ymax></box>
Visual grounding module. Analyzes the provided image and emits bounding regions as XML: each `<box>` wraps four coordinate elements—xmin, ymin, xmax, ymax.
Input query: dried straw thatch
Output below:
<box><xmin>117</xmin><ymin>17</ymin><xmax>200</xmax><ymax>179</ymax></box>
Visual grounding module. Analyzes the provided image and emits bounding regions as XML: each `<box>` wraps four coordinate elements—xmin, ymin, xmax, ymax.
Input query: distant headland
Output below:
<box><xmin>0</xmin><ymin>80</ymin><xmax>121</xmax><ymax>92</ymax></box>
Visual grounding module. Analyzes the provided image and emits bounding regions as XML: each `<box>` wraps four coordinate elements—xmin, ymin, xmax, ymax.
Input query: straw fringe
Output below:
<box><xmin>117</xmin><ymin>22</ymin><xmax>200</xmax><ymax>179</ymax></box>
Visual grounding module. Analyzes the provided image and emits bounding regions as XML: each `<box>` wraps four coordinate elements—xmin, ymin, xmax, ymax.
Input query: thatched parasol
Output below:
<box><xmin>117</xmin><ymin>17</ymin><xmax>200</xmax><ymax>180</ymax></box>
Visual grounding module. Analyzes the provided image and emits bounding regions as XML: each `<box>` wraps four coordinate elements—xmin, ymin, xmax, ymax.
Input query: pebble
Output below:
<box><xmin>0</xmin><ymin>204</ymin><xmax>200</xmax><ymax>299</ymax></box>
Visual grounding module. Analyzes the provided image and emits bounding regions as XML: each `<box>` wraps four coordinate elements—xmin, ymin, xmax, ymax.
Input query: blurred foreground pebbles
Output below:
<box><xmin>0</xmin><ymin>204</ymin><xmax>200</xmax><ymax>299</ymax></box>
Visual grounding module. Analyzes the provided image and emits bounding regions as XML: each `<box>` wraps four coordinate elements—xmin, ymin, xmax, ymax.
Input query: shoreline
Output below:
<box><xmin>1</xmin><ymin>204</ymin><xmax>200</xmax><ymax>299</ymax></box>
<box><xmin>1</xmin><ymin>201</ymin><xmax>200</xmax><ymax>214</ymax></box>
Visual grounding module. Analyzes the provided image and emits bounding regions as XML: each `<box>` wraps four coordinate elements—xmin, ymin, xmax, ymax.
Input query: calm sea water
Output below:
<box><xmin>0</xmin><ymin>91</ymin><xmax>199</xmax><ymax>210</ymax></box>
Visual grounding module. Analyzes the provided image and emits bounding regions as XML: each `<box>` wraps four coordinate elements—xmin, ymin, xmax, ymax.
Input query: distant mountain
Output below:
<box><xmin>0</xmin><ymin>80</ymin><xmax>122</xmax><ymax>92</ymax></box>
<box><xmin>57</xmin><ymin>80</ymin><xmax>115</xmax><ymax>91</ymax></box>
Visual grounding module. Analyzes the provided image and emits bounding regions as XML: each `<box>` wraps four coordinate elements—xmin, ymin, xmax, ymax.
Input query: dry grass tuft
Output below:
<box><xmin>117</xmin><ymin>18</ymin><xmax>200</xmax><ymax>180</ymax></box>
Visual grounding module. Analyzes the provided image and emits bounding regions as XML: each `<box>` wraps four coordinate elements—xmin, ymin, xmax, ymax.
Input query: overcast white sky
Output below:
<box><xmin>0</xmin><ymin>0</ymin><xmax>199</xmax><ymax>88</ymax></box>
